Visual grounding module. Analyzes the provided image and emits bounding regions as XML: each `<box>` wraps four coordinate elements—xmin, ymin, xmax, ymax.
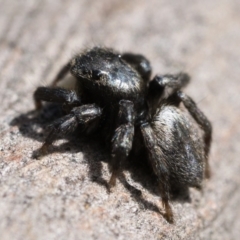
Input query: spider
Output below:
<box><xmin>33</xmin><ymin>47</ymin><xmax>212</xmax><ymax>223</ymax></box>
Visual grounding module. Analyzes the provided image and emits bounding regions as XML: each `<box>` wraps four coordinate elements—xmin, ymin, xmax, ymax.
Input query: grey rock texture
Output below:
<box><xmin>0</xmin><ymin>0</ymin><xmax>240</xmax><ymax>239</ymax></box>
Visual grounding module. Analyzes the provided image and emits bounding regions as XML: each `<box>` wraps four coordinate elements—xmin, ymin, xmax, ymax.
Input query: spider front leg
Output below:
<box><xmin>34</xmin><ymin>104</ymin><xmax>102</xmax><ymax>158</ymax></box>
<box><xmin>177</xmin><ymin>91</ymin><xmax>212</xmax><ymax>178</ymax></box>
<box><xmin>121</xmin><ymin>53</ymin><xmax>152</xmax><ymax>81</ymax></box>
<box><xmin>140</xmin><ymin>123</ymin><xmax>173</xmax><ymax>223</ymax></box>
<box><xmin>34</xmin><ymin>87</ymin><xmax>81</xmax><ymax>110</ymax></box>
<box><xmin>108</xmin><ymin>100</ymin><xmax>135</xmax><ymax>190</ymax></box>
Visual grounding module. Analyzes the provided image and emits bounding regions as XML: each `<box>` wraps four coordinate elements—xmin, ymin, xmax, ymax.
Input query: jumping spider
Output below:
<box><xmin>33</xmin><ymin>47</ymin><xmax>212</xmax><ymax>223</ymax></box>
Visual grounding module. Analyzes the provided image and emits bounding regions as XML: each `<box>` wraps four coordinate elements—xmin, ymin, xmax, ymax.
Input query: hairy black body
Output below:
<box><xmin>33</xmin><ymin>47</ymin><xmax>212</xmax><ymax>223</ymax></box>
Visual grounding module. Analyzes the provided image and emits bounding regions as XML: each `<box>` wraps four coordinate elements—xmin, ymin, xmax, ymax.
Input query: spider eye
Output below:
<box><xmin>92</xmin><ymin>70</ymin><xmax>103</xmax><ymax>80</ymax></box>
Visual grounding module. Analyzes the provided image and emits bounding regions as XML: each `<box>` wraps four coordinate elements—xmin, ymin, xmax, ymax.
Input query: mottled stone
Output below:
<box><xmin>0</xmin><ymin>0</ymin><xmax>240</xmax><ymax>239</ymax></box>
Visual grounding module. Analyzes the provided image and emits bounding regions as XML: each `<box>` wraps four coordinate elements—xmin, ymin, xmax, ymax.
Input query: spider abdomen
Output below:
<box><xmin>152</xmin><ymin>105</ymin><xmax>204</xmax><ymax>188</ymax></box>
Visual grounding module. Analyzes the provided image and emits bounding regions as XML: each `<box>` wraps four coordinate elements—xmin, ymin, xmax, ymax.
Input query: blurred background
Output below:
<box><xmin>0</xmin><ymin>0</ymin><xmax>240</xmax><ymax>239</ymax></box>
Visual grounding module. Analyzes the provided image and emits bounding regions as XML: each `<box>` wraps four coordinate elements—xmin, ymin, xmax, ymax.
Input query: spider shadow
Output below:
<box><xmin>11</xmin><ymin>103</ymin><xmax>192</xmax><ymax>222</ymax></box>
<box><xmin>120</xmin><ymin>154</ymin><xmax>192</xmax><ymax>207</ymax></box>
<box><xmin>10</xmin><ymin>103</ymin><xmax>110</xmax><ymax>191</ymax></box>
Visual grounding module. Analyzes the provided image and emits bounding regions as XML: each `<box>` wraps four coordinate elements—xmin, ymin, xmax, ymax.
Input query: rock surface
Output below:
<box><xmin>1</xmin><ymin>0</ymin><xmax>240</xmax><ymax>239</ymax></box>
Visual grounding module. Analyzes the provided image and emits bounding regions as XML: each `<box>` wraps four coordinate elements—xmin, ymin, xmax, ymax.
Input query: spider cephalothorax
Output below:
<box><xmin>33</xmin><ymin>47</ymin><xmax>212</xmax><ymax>223</ymax></box>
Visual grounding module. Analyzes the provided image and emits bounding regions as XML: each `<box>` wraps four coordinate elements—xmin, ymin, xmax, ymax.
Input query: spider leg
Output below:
<box><xmin>108</xmin><ymin>100</ymin><xmax>135</xmax><ymax>190</ymax></box>
<box><xmin>34</xmin><ymin>104</ymin><xmax>102</xmax><ymax>158</ymax></box>
<box><xmin>149</xmin><ymin>72</ymin><xmax>190</xmax><ymax>91</ymax></box>
<box><xmin>51</xmin><ymin>62</ymin><xmax>71</xmax><ymax>87</ymax></box>
<box><xmin>140</xmin><ymin>123</ymin><xmax>173</xmax><ymax>223</ymax></box>
<box><xmin>149</xmin><ymin>72</ymin><xmax>190</xmax><ymax>98</ymax></box>
<box><xmin>177</xmin><ymin>91</ymin><xmax>212</xmax><ymax>178</ymax></box>
<box><xmin>33</xmin><ymin>87</ymin><xmax>81</xmax><ymax>110</ymax></box>
<box><xmin>121</xmin><ymin>53</ymin><xmax>152</xmax><ymax>81</ymax></box>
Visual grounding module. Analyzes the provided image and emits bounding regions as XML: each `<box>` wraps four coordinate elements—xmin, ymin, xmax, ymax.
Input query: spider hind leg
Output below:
<box><xmin>177</xmin><ymin>91</ymin><xmax>212</xmax><ymax>178</ymax></box>
<box><xmin>140</xmin><ymin>123</ymin><xmax>173</xmax><ymax>223</ymax></box>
